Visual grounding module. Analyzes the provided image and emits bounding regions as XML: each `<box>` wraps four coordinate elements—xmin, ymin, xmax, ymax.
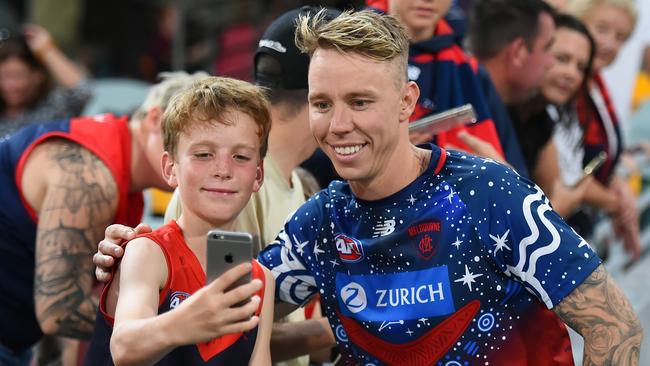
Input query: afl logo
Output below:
<box><xmin>340</xmin><ymin>282</ymin><xmax>367</xmax><ymax>314</ymax></box>
<box><xmin>334</xmin><ymin>234</ymin><xmax>364</xmax><ymax>263</ymax></box>
<box><xmin>169</xmin><ymin>291</ymin><xmax>190</xmax><ymax>309</ymax></box>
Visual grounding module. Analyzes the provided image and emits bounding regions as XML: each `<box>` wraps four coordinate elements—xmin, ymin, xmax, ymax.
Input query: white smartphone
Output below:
<box><xmin>206</xmin><ymin>230</ymin><xmax>253</xmax><ymax>297</ymax></box>
<box><xmin>409</xmin><ymin>104</ymin><xmax>477</xmax><ymax>136</ymax></box>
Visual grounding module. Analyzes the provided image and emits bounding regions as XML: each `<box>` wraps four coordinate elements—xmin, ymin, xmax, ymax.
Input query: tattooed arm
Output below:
<box><xmin>31</xmin><ymin>140</ymin><xmax>118</xmax><ymax>339</ymax></box>
<box><xmin>553</xmin><ymin>264</ymin><xmax>643</xmax><ymax>365</ymax></box>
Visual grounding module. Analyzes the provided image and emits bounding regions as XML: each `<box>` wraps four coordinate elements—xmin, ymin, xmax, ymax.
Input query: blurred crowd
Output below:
<box><xmin>1</xmin><ymin>0</ymin><xmax>649</xmax><ymax>365</ymax></box>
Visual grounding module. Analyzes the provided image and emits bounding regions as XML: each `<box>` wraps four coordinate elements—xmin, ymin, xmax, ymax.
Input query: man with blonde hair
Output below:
<box><xmin>0</xmin><ymin>71</ymin><xmax>204</xmax><ymax>365</ymax></box>
<box><xmin>257</xmin><ymin>9</ymin><xmax>641</xmax><ymax>365</ymax></box>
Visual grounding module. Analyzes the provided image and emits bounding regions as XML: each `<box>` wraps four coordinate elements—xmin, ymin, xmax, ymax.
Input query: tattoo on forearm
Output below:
<box><xmin>34</xmin><ymin>141</ymin><xmax>117</xmax><ymax>339</ymax></box>
<box><xmin>553</xmin><ymin>265</ymin><xmax>642</xmax><ymax>366</ymax></box>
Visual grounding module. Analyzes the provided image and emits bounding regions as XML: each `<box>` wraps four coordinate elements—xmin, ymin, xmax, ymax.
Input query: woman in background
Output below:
<box><xmin>569</xmin><ymin>0</ymin><xmax>642</xmax><ymax>260</ymax></box>
<box><xmin>0</xmin><ymin>24</ymin><xmax>91</xmax><ymax>136</ymax></box>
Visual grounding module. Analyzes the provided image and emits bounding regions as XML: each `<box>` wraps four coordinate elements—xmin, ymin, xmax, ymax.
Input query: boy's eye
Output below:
<box><xmin>193</xmin><ymin>152</ymin><xmax>213</xmax><ymax>159</ymax></box>
<box><xmin>234</xmin><ymin>154</ymin><xmax>251</xmax><ymax>162</ymax></box>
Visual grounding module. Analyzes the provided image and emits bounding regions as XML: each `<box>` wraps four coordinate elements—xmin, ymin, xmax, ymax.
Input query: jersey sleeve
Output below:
<box><xmin>458</xmin><ymin>155</ymin><xmax>601</xmax><ymax>308</ymax></box>
<box><xmin>257</xmin><ymin>196</ymin><xmax>321</xmax><ymax>306</ymax></box>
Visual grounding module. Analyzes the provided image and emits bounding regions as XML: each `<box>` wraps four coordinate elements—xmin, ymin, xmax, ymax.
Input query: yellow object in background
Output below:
<box><xmin>631</xmin><ymin>71</ymin><xmax>650</xmax><ymax>112</ymax></box>
<box><xmin>149</xmin><ymin>188</ymin><xmax>173</xmax><ymax>216</ymax></box>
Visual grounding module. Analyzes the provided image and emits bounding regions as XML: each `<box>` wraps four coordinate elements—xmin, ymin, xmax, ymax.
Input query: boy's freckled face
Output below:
<box><xmin>171</xmin><ymin>110</ymin><xmax>263</xmax><ymax>226</ymax></box>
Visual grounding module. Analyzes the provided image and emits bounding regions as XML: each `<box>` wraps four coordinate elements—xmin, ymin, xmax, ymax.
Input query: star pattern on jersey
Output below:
<box><xmin>313</xmin><ymin>241</ymin><xmax>325</xmax><ymax>259</ymax></box>
<box><xmin>407</xmin><ymin>194</ymin><xmax>417</xmax><ymax>205</ymax></box>
<box><xmin>451</xmin><ymin>237</ymin><xmax>463</xmax><ymax>250</ymax></box>
<box><xmin>454</xmin><ymin>264</ymin><xmax>483</xmax><ymax>292</ymax></box>
<box><xmin>445</xmin><ymin>188</ymin><xmax>456</xmax><ymax>203</ymax></box>
<box><xmin>490</xmin><ymin>229</ymin><xmax>511</xmax><ymax>254</ymax></box>
<box><xmin>294</xmin><ymin>235</ymin><xmax>309</xmax><ymax>255</ymax></box>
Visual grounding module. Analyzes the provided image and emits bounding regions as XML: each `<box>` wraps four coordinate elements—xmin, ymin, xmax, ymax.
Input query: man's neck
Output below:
<box><xmin>349</xmin><ymin>142</ymin><xmax>432</xmax><ymax>201</ymax></box>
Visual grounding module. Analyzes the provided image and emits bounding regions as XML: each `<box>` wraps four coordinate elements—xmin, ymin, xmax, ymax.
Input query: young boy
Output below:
<box><xmin>84</xmin><ymin>76</ymin><xmax>274</xmax><ymax>366</ymax></box>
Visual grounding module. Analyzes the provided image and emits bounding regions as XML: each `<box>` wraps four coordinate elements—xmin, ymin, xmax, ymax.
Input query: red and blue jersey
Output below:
<box><xmin>85</xmin><ymin>221</ymin><xmax>266</xmax><ymax>365</ymax></box>
<box><xmin>0</xmin><ymin>114</ymin><xmax>143</xmax><ymax>353</ymax></box>
<box><xmin>258</xmin><ymin>144</ymin><xmax>600</xmax><ymax>365</ymax></box>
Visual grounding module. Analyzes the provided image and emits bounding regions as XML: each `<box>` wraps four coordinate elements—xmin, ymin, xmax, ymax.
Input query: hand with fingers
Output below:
<box><xmin>93</xmin><ymin>223</ymin><xmax>152</xmax><ymax>282</ymax></box>
<box><xmin>172</xmin><ymin>262</ymin><xmax>264</xmax><ymax>344</ymax></box>
<box><xmin>23</xmin><ymin>24</ymin><xmax>55</xmax><ymax>59</ymax></box>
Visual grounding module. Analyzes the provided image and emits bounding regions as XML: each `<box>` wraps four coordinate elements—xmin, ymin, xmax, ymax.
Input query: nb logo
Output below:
<box><xmin>372</xmin><ymin>219</ymin><xmax>396</xmax><ymax>238</ymax></box>
<box><xmin>340</xmin><ymin>282</ymin><xmax>367</xmax><ymax>314</ymax></box>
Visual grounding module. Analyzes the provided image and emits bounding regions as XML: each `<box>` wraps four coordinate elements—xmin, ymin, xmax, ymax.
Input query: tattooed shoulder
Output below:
<box><xmin>33</xmin><ymin>139</ymin><xmax>119</xmax><ymax>339</ymax></box>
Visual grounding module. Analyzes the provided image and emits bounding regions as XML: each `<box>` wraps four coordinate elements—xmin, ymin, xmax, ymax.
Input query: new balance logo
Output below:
<box><xmin>372</xmin><ymin>219</ymin><xmax>396</xmax><ymax>238</ymax></box>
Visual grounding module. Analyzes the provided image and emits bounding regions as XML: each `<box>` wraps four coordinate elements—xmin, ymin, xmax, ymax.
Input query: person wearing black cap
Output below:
<box><xmin>92</xmin><ymin>6</ymin><xmax>340</xmax><ymax>365</ymax></box>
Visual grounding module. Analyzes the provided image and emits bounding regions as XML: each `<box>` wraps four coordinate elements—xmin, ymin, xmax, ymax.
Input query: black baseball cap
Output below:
<box><xmin>254</xmin><ymin>6</ymin><xmax>341</xmax><ymax>90</ymax></box>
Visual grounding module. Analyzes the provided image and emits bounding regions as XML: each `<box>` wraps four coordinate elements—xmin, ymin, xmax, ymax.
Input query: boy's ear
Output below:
<box><xmin>161</xmin><ymin>152</ymin><xmax>178</xmax><ymax>188</ymax></box>
<box><xmin>143</xmin><ymin>106</ymin><xmax>163</xmax><ymax>133</ymax></box>
<box><xmin>252</xmin><ymin>160</ymin><xmax>264</xmax><ymax>193</ymax></box>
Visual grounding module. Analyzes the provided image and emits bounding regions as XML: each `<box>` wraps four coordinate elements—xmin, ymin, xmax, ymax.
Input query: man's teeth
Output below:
<box><xmin>334</xmin><ymin>145</ymin><xmax>363</xmax><ymax>155</ymax></box>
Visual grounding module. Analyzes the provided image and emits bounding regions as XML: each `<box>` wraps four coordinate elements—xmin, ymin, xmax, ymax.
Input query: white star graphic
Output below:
<box><xmin>313</xmin><ymin>241</ymin><xmax>325</xmax><ymax>259</ymax></box>
<box><xmin>407</xmin><ymin>194</ymin><xmax>417</xmax><ymax>205</ymax></box>
<box><xmin>329</xmin><ymin>259</ymin><xmax>340</xmax><ymax>268</ymax></box>
<box><xmin>293</xmin><ymin>234</ymin><xmax>309</xmax><ymax>255</ymax></box>
<box><xmin>406</xmin><ymin>328</ymin><xmax>414</xmax><ymax>336</ymax></box>
<box><xmin>452</xmin><ymin>237</ymin><xmax>463</xmax><ymax>250</ymax></box>
<box><xmin>445</xmin><ymin>189</ymin><xmax>456</xmax><ymax>203</ymax></box>
<box><xmin>454</xmin><ymin>264</ymin><xmax>483</xmax><ymax>292</ymax></box>
<box><xmin>490</xmin><ymin>229</ymin><xmax>511</xmax><ymax>254</ymax></box>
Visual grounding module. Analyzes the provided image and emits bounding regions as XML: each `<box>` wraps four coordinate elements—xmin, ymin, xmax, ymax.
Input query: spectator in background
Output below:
<box><xmin>510</xmin><ymin>14</ymin><xmax>597</xmax><ymax>217</ymax></box>
<box><xmin>468</xmin><ymin>0</ymin><xmax>556</xmax><ymax>106</ymax></box>
<box><xmin>0</xmin><ymin>25</ymin><xmax>91</xmax><ymax>136</ymax></box>
<box><xmin>569</xmin><ymin>0</ymin><xmax>642</xmax><ymax>260</ymax></box>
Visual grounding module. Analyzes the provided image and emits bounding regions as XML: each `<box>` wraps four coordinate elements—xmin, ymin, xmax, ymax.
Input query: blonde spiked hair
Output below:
<box><xmin>162</xmin><ymin>76</ymin><xmax>272</xmax><ymax>159</ymax></box>
<box><xmin>295</xmin><ymin>9</ymin><xmax>410</xmax><ymax>83</ymax></box>
<box><xmin>568</xmin><ymin>0</ymin><xmax>637</xmax><ymax>38</ymax></box>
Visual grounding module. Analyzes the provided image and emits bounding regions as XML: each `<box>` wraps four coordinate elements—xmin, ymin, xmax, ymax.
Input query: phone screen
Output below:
<box><xmin>409</xmin><ymin>104</ymin><xmax>477</xmax><ymax>136</ymax></box>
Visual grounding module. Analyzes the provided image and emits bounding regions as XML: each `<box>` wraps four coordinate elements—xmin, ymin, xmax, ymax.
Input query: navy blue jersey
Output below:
<box><xmin>259</xmin><ymin>144</ymin><xmax>600</xmax><ymax>365</ymax></box>
<box><xmin>0</xmin><ymin>115</ymin><xmax>143</xmax><ymax>353</ymax></box>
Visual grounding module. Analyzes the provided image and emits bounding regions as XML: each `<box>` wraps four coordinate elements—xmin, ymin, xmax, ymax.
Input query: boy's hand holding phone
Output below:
<box><xmin>170</xmin><ymin>262</ymin><xmax>263</xmax><ymax>345</ymax></box>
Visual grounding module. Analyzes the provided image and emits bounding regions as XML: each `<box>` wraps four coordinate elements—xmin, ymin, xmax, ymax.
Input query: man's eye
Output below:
<box><xmin>314</xmin><ymin>101</ymin><xmax>330</xmax><ymax>110</ymax></box>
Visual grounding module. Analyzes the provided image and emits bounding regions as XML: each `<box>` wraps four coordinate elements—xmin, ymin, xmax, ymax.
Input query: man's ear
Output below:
<box><xmin>143</xmin><ymin>106</ymin><xmax>163</xmax><ymax>133</ymax></box>
<box><xmin>507</xmin><ymin>37</ymin><xmax>529</xmax><ymax>68</ymax></box>
<box><xmin>252</xmin><ymin>160</ymin><xmax>265</xmax><ymax>193</ymax></box>
<box><xmin>161</xmin><ymin>151</ymin><xmax>178</xmax><ymax>188</ymax></box>
<box><xmin>399</xmin><ymin>81</ymin><xmax>420</xmax><ymax>123</ymax></box>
